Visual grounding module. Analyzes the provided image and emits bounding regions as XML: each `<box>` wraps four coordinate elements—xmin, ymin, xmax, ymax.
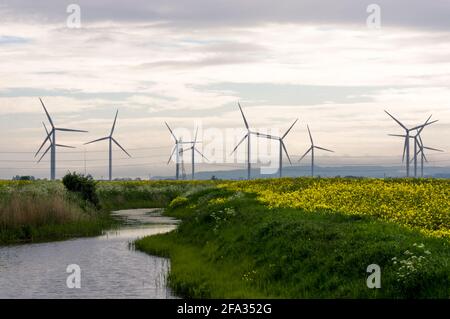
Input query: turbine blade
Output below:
<box><xmin>315</xmin><ymin>146</ymin><xmax>334</xmax><ymax>153</ymax></box>
<box><xmin>112</xmin><ymin>138</ymin><xmax>131</xmax><ymax>157</ymax></box>
<box><xmin>281</xmin><ymin>141</ymin><xmax>292</xmax><ymax>165</ymax></box>
<box><xmin>110</xmin><ymin>109</ymin><xmax>119</xmax><ymax>136</ymax></box>
<box><xmin>409</xmin><ymin>150</ymin><xmax>420</xmax><ymax>164</ymax></box>
<box><xmin>402</xmin><ymin>137</ymin><xmax>407</xmax><ymax>162</ymax></box>
<box><xmin>423</xmin><ymin>152</ymin><xmax>429</xmax><ymax>163</ymax></box>
<box><xmin>298</xmin><ymin>147</ymin><xmax>312</xmax><ymax>162</ymax></box>
<box><xmin>165</xmin><ymin>122</ymin><xmax>178</xmax><ymax>142</ymax></box>
<box><xmin>423</xmin><ymin>146</ymin><xmax>444</xmax><ymax>152</ymax></box>
<box><xmin>167</xmin><ymin>146</ymin><xmax>176</xmax><ymax>164</ymax></box>
<box><xmin>384</xmin><ymin>110</ymin><xmax>407</xmax><ymax>130</ymax></box>
<box><xmin>37</xmin><ymin>145</ymin><xmax>51</xmax><ymax>163</ymax></box>
<box><xmin>35</xmin><ymin>137</ymin><xmax>50</xmax><ymax>157</ymax></box>
<box><xmin>56</xmin><ymin>128</ymin><xmax>88</xmax><ymax>133</ymax></box>
<box><xmin>195</xmin><ymin>148</ymin><xmax>209</xmax><ymax>161</ymax></box>
<box><xmin>282</xmin><ymin>118</ymin><xmax>298</xmax><ymax>139</ymax></box>
<box><xmin>43</xmin><ymin>122</ymin><xmax>50</xmax><ymax>136</ymax></box>
<box><xmin>238</xmin><ymin>102</ymin><xmax>250</xmax><ymax>130</ymax></box>
<box><xmin>55</xmin><ymin>144</ymin><xmax>76</xmax><ymax>149</ymax></box>
<box><xmin>84</xmin><ymin>136</ymin><xmax>109</xmax><ymax>145</ymax></box>
<box><xmin>307</xmin><ymin>125</ymin><xmax>313</xmax><ymax>145</ymax></box>
<box><xmin>230</xmin><ymin>134</ymin><xmax>248</xmax><ymax>155</ymax></box>
<box><xmin>410</xmin><ymin>119</ymin><xmax>438</xmax><ymax>131</ymax></box>
<box><xmin>416</xmin><ymin>115</ymin><xmax>432</xmax><ymax>135</ymax></box>
<box><xmin>388</xmin><ymin>134</ymin><xmax>407</xmax><ymax>138</ymax></box>
<box><xmin>193</xmin><ymin>126</ymin><xmax>199</xmax><ymax>147</ymax></box>
<box><xmin>39</xmin><ymin>98</ymin><xmax>54</xmax><ymax>128</ymax></box>
<box><xmin>418</xmin><ymin>134</ymin><xmax>424</xmax><ymax>148</ymax></box>
<box><xmin>256</xmin><ymin>132</ymin><xmax>276</xmax><ymax>140</ymax></box>
<box><xmin>35</xmin><ymin>125</ymin><xmax>52</xmax><ymax>157</ymax></box>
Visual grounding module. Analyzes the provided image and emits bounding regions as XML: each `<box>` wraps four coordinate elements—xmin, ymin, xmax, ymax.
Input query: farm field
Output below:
<box><xmin>136</xmin><ymin>178</ymin><xmax>450</xmax><ymax>298</ymax></box>
<box><xmin>1</xmin><ymin>177</ymin><xmax>449</xmax><ymax>298</ymax></box>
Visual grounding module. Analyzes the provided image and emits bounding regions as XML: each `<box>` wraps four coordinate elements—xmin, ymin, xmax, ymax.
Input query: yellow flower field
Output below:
<box><xmin>221</xmin><ymin>178</ymin><xmax>450</xmax><ymax>238</ymax></box>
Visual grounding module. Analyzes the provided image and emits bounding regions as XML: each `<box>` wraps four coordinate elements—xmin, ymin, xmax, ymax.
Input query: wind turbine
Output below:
<box><xmin>230</xmin><ymin>102</ymin><xmax>258</xmax><ymax>180</ymax></box>
<box><xmin>388</xmin><ymin>115</ymin><xmax>437</xmax><ymax>177</ymax></box>
<box><xmin>36</xmin><ymin>98</ymin><xmax>88</xmax><ymax>180</ymax></box>
<box><xmin>84</xmin><ymin>110</ymin><xmax>131</xmax><ymax>181</ymax></box>
<box><xmin>385</xmin><ymin>110</ymin><xmax>438</xmax><ymax>177</ymax></box>
<box><xmin>298</xmin><ymin>125</ymin><xmax>334</xmax><ymax>177</ymax></box>
<box><xmin>255</xmin><ymin>119</ymin><xmax>298</xmax><ymax>177</ymax></box>
<box><xmin>166</xmin><ymin>122</ymin><xmax>193</xmax><ymax>180</ymax></box>
<box><xmin>179</xmin><ymin>127</ymin><xmax>208</xmax><ymax>180</ymax></box>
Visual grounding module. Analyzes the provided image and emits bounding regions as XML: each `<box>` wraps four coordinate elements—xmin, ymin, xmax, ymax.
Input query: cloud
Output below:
<box><xmin>2</xmin><ymin>0</ymin><xmax>450</xmax><ymax>31</ymax></box>
<box><xmin>0</xmin><ymin>2</ymin><xmax>449</xmax><ymax>178</ymax></box>
<box><xmin>0</xmin><ymin>35</ymin><xmax>30</xmax><ymax>44</ymax></box>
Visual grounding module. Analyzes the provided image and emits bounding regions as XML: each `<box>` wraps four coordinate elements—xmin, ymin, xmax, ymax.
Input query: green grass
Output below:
<box><xmin>0</xmin><ymin>181</ymin><xmax>117</xmax><ymax>245</ymax></box>
<box><xmin>0</xmin><ymin>213</ymin><xmax>115</xmax><ymax>245</ymax></box>
<box><xmin>2</xmin><ymin>178</ymin><xmax>449</xmax><ymax>298</ymax></box>
<box><xmin>96</xmin><ymin>180</ymin><xmax>214</xmax><ymax>210</ymax></box>
<box><xmin>136</xmin><ymin>185</ymin><xmax>450</xmax><ymax>298</ymax></box>
<box><xmin>0</xmin><ymin>179</ymin><xmax>214</xmax><ymax>245</ymax></box>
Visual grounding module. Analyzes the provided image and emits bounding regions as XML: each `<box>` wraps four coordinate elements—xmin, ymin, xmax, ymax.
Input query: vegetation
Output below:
<box><xmin>96</xmin><ymin>180</ymin><xmax>214</xmax><ymax>210</ymax></box>
<box><xmin>136</xmin><ymin>178</ymin><xmax>450</xmax><ymax>298</ymax></box>
<box><xmin>0</xmin><ymin>178</ymin><xmax>214</xmax><ymax>244</ymax></box>
<box><xmin>62</xmin><ymin>172</ymin><xmax>100</xmax><ymax>207</ymax></box>
<box><xmin>222</xmin><ymin>178</ymin><xmax>450</xmax><ymax>238</ymax></box>
<box><xmin>1</xmin><ymin>176</ymin><xmax>448</xmax><ymax>298</ymax></box>
<box><xmin>0</xmin><ymin>180</ymin><xmax>113</xmax><ymax>244</ymax></box>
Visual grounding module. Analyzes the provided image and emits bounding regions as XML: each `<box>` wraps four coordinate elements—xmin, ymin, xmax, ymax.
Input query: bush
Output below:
<box><xmin>169</xmin><ymin>196</ymin><xmax>189</xmax><ymax>209</ymax></box>
<box><xmin>62</xmin><ymin>172</ymin><xmax>99</xmax><ymax>207</ymax></box>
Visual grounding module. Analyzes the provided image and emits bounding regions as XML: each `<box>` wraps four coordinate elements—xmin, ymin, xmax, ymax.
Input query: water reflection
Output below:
<box><xmin>0</xmin><ymin>223</ymin><xmax>177</xmax><ymax>299</ymax></box>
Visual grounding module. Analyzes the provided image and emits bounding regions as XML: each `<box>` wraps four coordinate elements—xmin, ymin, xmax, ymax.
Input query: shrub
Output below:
<box><xmin>62</xmin><ymin>172</ymin><xmax>99</xmax><ymax>207</ymax></box>
<box><xmin>169</xmin><ymin>196</ymin><xmax>189</xmax><ymax>209</ymax></box>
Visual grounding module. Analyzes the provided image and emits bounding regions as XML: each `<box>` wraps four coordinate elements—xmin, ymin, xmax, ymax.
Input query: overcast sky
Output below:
<box><xmin>0</xmin><ymin>0</ymin><xmax>449</xmax><ymax>179</ymax></box>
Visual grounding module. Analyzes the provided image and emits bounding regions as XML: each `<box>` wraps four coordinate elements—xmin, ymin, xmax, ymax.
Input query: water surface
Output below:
<box><xmin>0</xmin><ymin>209</ymin><xmax>178</xmax><ymax>299</ymax></box>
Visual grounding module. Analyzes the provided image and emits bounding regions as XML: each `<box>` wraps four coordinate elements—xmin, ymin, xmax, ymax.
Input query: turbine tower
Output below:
<box><xmin>298</xmin><ymin>125</ymin><xmax>334</xmax><ymax>177</ymax></box>
<box><xmin>166</xmin><ymin>122</ymin><xmax>192</xmax><ymax>180</ymax></box>
<box><xmin>179</xmin><ymin>127</ymin><xmax>208</xmax><ymax>180</ymax></box>
<box><xmin>36</xmin><ymin>98</ymin><xmax>88</xmax><ymax>180</ymax></box>
<box><xmin>255</xmin><ymin>119</ymin><xmax>298</xmax><ymax>177</ymax></box>
<box><xmin>385</xmin><ymin>110</ymin><xmax>437</xmax><ymax>177</ymax></box>
<box><xmin>84</xmin><ymin>110</ymin><xmax>131</xmax><ymax>181</ymax></box>
<box><xmin>231</xmin><ymin>102</ymin><xmax>257</xmax><ymax>180</ymax></box>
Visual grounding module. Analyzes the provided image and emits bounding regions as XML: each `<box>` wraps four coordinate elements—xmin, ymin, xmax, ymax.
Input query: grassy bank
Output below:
<box><xmin>0</xmin><ymin>180</ymin><xmax>114</xmax><ymax>244</ymax></box>
<box><xmin>136</xmin><ymin>178</ymin><xmax>450</xmax><ymax>298</ymax></box>
<box><xmin>0</xmin><ymin>179</ymin><xmax>214</xmax><ymax>245</ymax></box>
<box><xmin>97</xmin><ymin>180</ymin><xmax>214</xmax><ymax>210</ymax></box>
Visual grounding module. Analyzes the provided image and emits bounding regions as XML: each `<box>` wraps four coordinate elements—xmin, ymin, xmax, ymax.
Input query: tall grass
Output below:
<box><xmin>0</xmin><ymin>181</ymin><xmax>111</xmax><ymax>244</ymax></box>
<box><xmin>0</xmin><ymin>192</ymin><xmax>84</xmax><ymax>228</ymax></box>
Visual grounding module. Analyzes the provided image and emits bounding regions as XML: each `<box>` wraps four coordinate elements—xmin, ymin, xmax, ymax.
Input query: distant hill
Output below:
<box><xmin>154</xmin><ymin>165</ymin><xmax>450</xmax><ymax>180</ymax></box>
